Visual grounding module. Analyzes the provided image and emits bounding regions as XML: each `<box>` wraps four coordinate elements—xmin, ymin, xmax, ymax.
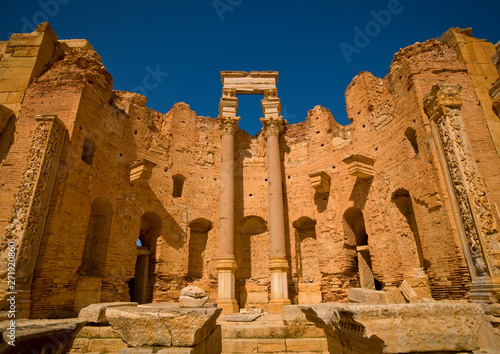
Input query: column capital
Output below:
<box><xmin>260</xmin><ymin>116</ymin><xmax>283</xmax><ymax>137</ymax></box>
<box><xmin>424</xmin><ymin>84</ymin><xmax>462</xmax><ymax>121</ymax></box>
<box><xmin>219</xmin><ymin>116</ymin><xmax>240</xmax><ymax>135</ymax></box>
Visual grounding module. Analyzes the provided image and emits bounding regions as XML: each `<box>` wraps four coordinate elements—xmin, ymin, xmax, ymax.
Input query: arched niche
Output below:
<box><xmin>343</xmin><ymin>207</ymin><xmax>376</xmax><ymax>290</ymax></box>
<box><xmin>391</xmin><ymin>188</ymin><xmax>426</xmax><ymax>274</ymax></box>
<box><xmin>187</xmin><ymin>218</ymin><xmax>213</xmax><ymax>280</ymax></box>
<box><xmin>292</xmin><ymin>217</ymin><xmax>320</xmax><ymax>282</ymax></box>
<box><xmin>79</xmin><ymin>198</ymin><xmax>113</xmax><ymax>277</ymax></box>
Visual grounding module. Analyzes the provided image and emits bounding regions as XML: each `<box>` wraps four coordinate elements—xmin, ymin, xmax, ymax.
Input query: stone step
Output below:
<box><xmin>222</xmin><ymin>337</ymin><xmax>328</xmax><ymax>353</ymax></box>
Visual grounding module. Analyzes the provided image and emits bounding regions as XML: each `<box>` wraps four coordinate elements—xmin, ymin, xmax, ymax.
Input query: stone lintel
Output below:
<box><xmin>128</xmin><ymin>158</ymin><xmax>157</xmax><ymax>184</ymax></box>
<box><xmin>342</xmin><ymin>154</ymin><xmax>375</xmax><ymax>179</ymax></box>
<box><xmin>221</xmin><ymin>71</ymin><xmax>278</xmax><ymax>95</ymax></box>
<box><xmin>308</xmin><ymin>171</ymin><xmax>331</xmax><ymax>194</ymax></box>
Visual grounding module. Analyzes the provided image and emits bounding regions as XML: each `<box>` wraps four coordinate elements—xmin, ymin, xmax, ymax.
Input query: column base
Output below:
<box><xmin>217</xmin><ymin>257</ymin><xmax>239</xmax><ymax>313</ymax></box>
<box><xmin>268</xmin><ymin>257</ymin><xmax>290</xmax><ymax>314</ymax></box>
<box><xmin>267</xmin><ymin>298</ymin><xmax>291</xmax><ymax>314</ymax></box>
<box><xmin>217</xmin><ymin>298</ymin><xmax>240</xmax><ymax>314</ymax></box>
<box><xmin>470</xmin><ymin>276</ymin><xmax>500</xmax><ymax>303</ymax></box>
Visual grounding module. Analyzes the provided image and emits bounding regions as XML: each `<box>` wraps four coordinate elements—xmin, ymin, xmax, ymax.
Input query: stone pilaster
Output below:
<box><xmin>424</xmin><ymin>84</ymin><xmax>500</xmax><ymax>303</ymax></box>
<box><xmin>261</xmin><ymin>90</ymin><xmax>290</xmax><ymax>313</ymax></box>
<box><xmin>216</xmin><ymin>90</ymin><xmax>239</xmax><ymax>313</ymax></box>
<box><xmin>0</xmin><ymin>115</ymin><xmax>66</xmax><ymax>318</ymax></box>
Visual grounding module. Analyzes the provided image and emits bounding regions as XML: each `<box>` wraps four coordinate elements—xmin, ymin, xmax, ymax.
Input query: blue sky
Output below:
<box><xmin>1</xmin><ymin>1</ymin><xmax>499</xmax><ymax>135</ymax></box>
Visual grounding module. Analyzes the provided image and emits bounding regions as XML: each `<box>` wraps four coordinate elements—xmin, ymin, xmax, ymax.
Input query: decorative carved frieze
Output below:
<box><xmin>128</xmin><ymin>158</ymin><xmax>157</xmax><ymax>184</ymax></box>
<box><xmin>260</xmin><ymin>117</ymin><xmax>283</xmax><ymax>137</ymax></box>
<box><xmin>342</xmin><ymin>154</ymin><xmax>375</xmax><ymax>179</ymax></box>
<box><xmin>0</xmin><ymin>115</ymin><xmax>66</xmax><ymax>288</ymax></box>
<box><xmin>308</xmin><ymin>171</ymin><xmax>331</xmax><ymax>194</ymax></box>
<box><xmin>424</xmin><ymin>84</ymin><xmax>500</xmax><ymax>279</ymax></box>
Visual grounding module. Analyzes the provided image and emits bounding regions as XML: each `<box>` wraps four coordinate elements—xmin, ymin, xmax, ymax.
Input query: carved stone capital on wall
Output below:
<box><xmin>219</xmin><ymin>116</ymin><xmax>240</xmax><ymax>135</ymax></box>
<box><xmin>423</xmin><ymin>84</ymin><xmax>462</xmax><ymax>121</ymax></box>
<box><xmin>261</xmin><ymin>93</ymin><xmax>281</xmax><ymax>119</ymax></box>
<box><xmin>260</xmin><ymin>116</ymin><xmax>283</xmax><ymax>137</ymax></box>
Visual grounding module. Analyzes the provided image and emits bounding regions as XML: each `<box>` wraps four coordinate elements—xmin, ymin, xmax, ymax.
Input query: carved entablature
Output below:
<box><xmin>260</xmin><ymin>116</ymin><xmax>283</xmax><ymax>137</ymax></box>
<box><xmin>219</xmin><ymin>116</ymin><xmax>240</xmax><ymax>135</ymax></box>
<box><xmin>0</xmin><ymin>115</ymin><xmax>66</xmax><ymax>288</ymax></box>
<box><xmin>424</xmin><ymin>84</ymin><xmax>500</xmax><ymax>279</ymax></box>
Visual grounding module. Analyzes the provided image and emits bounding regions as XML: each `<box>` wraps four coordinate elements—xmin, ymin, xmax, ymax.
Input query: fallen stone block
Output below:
<box><xmin>300</xmin><ymin>302</ymin><xmax>484</xmax><ymax>353</ymax></box>
<box><xmin>348</xmin><ymin>288</ymin><xmax>388</xmax><ymax>304</ymax></box>
<box><xmin>106</xmin><ymin>305</ymin><xmax>222</xmax><ymax>347</ymax></box>
<box><xmin>0</xmin><ymin>318</ymin><xmax>85</xmax><ymax>354</ymax></box>
<box><xmin>400</xmin><ymin>279</ymin><xmax>421</xmax><ymax>303</ymax></box>
<box><xmin>78</xmin><ymin>302</ymin><xmax>138</xmax><ymax>324</ymax></box>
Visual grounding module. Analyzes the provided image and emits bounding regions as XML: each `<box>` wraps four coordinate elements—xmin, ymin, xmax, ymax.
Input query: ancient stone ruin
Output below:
<box><xmin>0</xmin><ymin>23</ymin><xmax>500</xmax><ymax>352</ymax></box>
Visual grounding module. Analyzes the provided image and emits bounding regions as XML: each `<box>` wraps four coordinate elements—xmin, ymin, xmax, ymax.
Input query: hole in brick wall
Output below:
<box><xmin>119</xmin><ymin>153</ymin><xmax>122</xmax><ymax>157</ymax></box>
<box><xmin>332</xmin><ymin>165</ymin><xmax>336</xmax><ymax>169</ymax></box>
<box><xmin>249</xmin><ymin>194</ymin><xmax>253</xmax><ymax>197</ymax></box>
<box><xmin>265</xmin><ymin>178</ymin><xmax>268</xmax><ymax>182</ymax></box>
<box><xmin>375</xmin><ymin>147</ymin><xmax>378</xmax><ymax>151</ymax></box>
<box><xmin>134</xmin><ymin>129</ymin><xmax>138</xmax><ymax>135</ymax></box>
<box><xmin>321</xmin><ymin>143</ymin><xmax>325</xmax><ymax>147</ymax></box>
<box><xmin>164</xmin><ymin>168</ymin><xmax>168</xmax><ymax>172</ymax></box>
<box><xmin>316</xmin><ymin>131</ymin><xmax>320</xmax><ymax>134</ymax></box>
<box><xmin>362</xmin><ymin>124</ymin><xmax>366</xmax><ymax>128</ymax></box>
<box><xmin>79</xmin><ymin>126</ymin><xmax>82</xmax><ymax>130</ymax></box>
<box><xmin>316</xmin><ymin>117</ymin><xmax>319</xmax><ymax>119</ymax></box>
<box><xmin>287</xmin><ymin>176</ymin><xmax>291</xmax><ymax>179</ymax></box>
<box><xmin>172</xmin><ymin>174</ymin><xmax>185</xmax><ymax>198</ymax></box>
<box><xmin>181</xmin><ymin>121</ymin><xmax>185</xmax><ymax>123</ymax></box>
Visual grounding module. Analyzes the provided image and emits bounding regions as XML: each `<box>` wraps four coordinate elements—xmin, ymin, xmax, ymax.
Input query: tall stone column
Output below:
<box><xmin>0</xmin><ymin>115</ymin><xmax>66</xmax><ymax>318</ymax></box>
<box><xmin>261</xmin><ymin>89</ymin><xmax>291</xmax><ymax>313</ymax></box>
<box><xmin>424</xmin><ymin>84</ymin><xmax>500</xmax><ymax>303</ymax></box>
<box><xmin>216</xmin><ymin>89</ymin><xmax>240</xmax><ymax>313</ymax></box>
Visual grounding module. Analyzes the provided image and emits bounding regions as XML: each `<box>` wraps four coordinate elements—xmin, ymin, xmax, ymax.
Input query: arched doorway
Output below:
<box><xmin>343</xmin><ymin>207</ymin><xmax>376</xmax><ymax>290</ymax></box>
<box><xmin>132</xmin><ymin>212</ymin><xmax>162</xmax><ymax>304</ymax></box>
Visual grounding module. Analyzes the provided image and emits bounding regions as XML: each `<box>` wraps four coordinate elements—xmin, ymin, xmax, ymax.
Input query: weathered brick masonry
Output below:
<box><xmin>0</xmin><ymin>24</ymin><xmax>499</xmax><ymax>318</ymax></box>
